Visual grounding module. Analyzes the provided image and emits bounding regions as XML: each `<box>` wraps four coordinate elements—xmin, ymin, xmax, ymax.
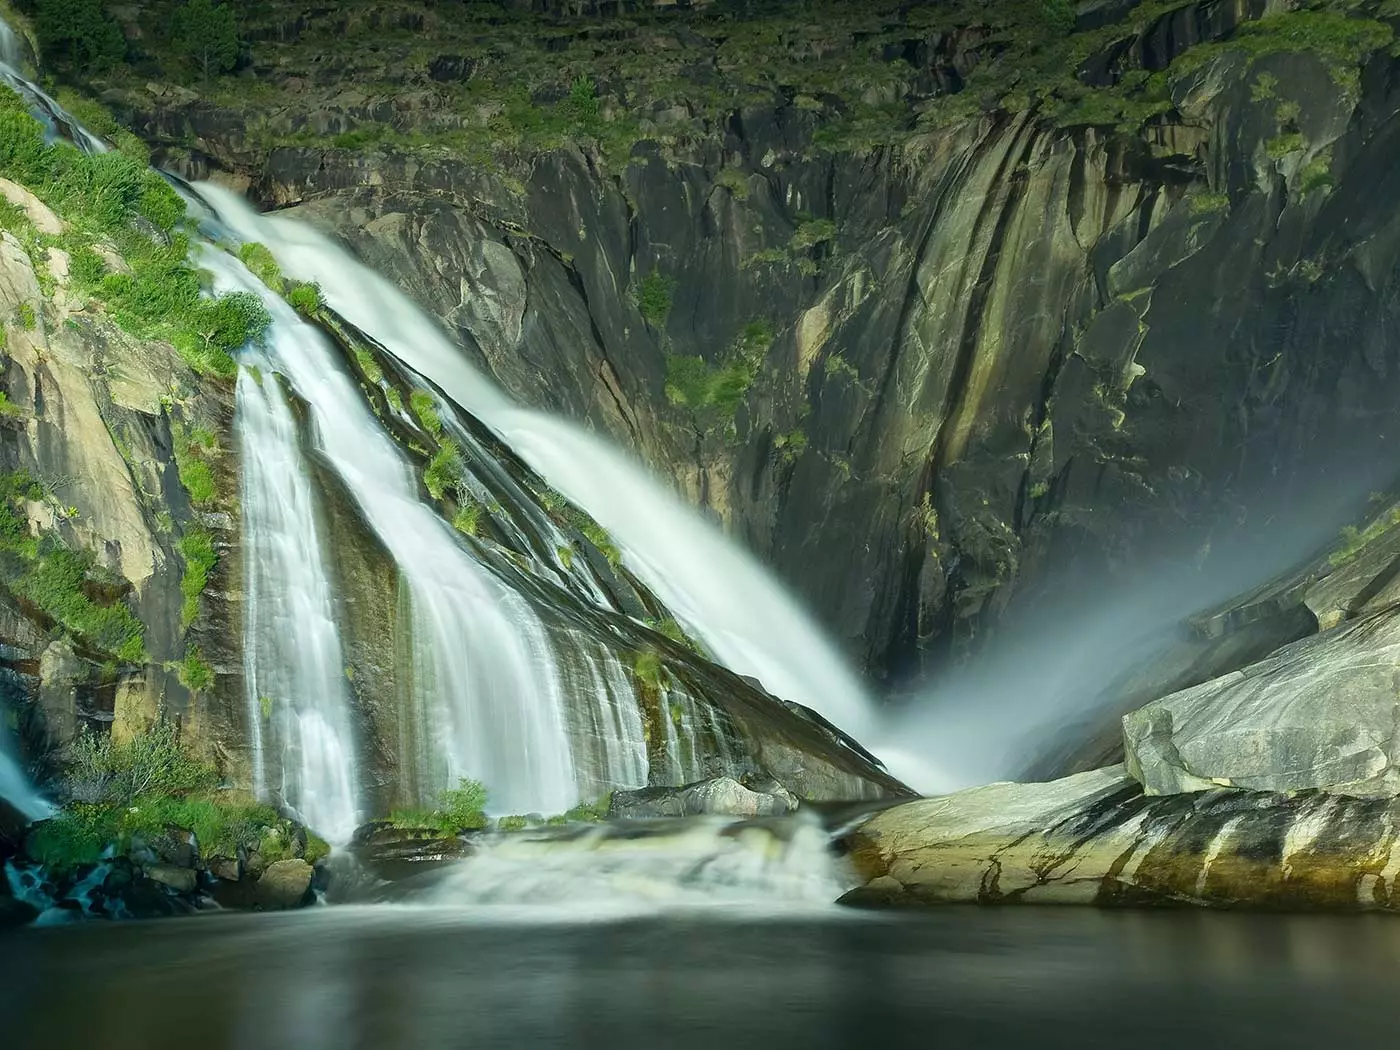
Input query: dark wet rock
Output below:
<box><xmin>841</xmin><ymin>766</ymin><xmax>1400</xmax><ymax>911</ymax></box>
<box><xmin>0</xmin><ymin>894</ymin><xmax>38</xmax><ymax>929</ymax></box>
<box><xmin>206</xmin><ymin>856</ymin><xmax>241</xmax><ymax>882</ymax></box>
<box><xmin>254</xmin><ymin>859</ymin><xmax>314</xmax><ymax>909</ymax></box>
<box><xmin>610</xmin><ymin>776</ymin><xmax>799</xmax><ymax>819</ymax></box>
<box><xmin>349</xmin><ymin>821</ymin><xmax>472</xmax><ymax>870</ymax></box>
<box><xmin>143</xmin><ymin>864</ymin><xmax>198</xmax><ymax>894</ymax></box>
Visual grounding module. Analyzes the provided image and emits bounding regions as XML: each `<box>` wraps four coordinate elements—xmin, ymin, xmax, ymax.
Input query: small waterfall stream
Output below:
<box><xmin>238</xmin><ymin>361</ymin><xmax>361</xmax><ymax>843</ymax></box>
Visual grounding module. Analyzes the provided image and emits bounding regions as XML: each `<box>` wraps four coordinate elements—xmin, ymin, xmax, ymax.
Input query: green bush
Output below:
<box><xmin>286</xmin><ymin>282</ymin><xmax>321</xmax><ymax>314</ymax></box>
<box><xmin>390</xmin><ymin>777</ymin><xmax>490</xmax><ymax>834</ymax></box>
<box><xmin>63</xmin><ymin>720</ymin><xmax>217</xmax><ymax>806</ymax></box>
<box><xmin>424</xmin><ymin>441</ymin><xmax>465</xmax><ymax>501</ymax></box>
<box><xmin>177</xmin><ymin>648</ymin><xmax>214</xmax><ymax>692</ymax></box>
<box><xmin>633</xmin><ymin>271</ymin><xmax>675</xmax><ymax>328</ymax></box>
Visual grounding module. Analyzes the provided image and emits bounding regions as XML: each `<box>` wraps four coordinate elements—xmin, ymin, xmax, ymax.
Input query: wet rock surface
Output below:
<box><xmin>609</xmin><ymin>776</ymin><xmax>799</xmax><ymax>819</ymax></box>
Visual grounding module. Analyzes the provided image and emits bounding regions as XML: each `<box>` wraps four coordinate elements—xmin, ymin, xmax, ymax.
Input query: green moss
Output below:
<box><xmin>1266</xmin><ymin>132</ymin><xmax>1307</xmax><ymax>159</ymax></box>
<box><xmin>791</xmin><ymin>218</ymin><xmax>837</xmax><ymax>250</ymax></box>
<box><xmin>13</xmin><ymin>302</ymin><xmax>35</xmax><ymax>330</ymax></box>
<box><xmin>556</xmin><ymin>544</ymin><xmax>574</xmax><ymax>570</ymax></box>
<box><xmin>546</xmin><ymin>793</ymin><xmax>612</xmax><ymax>825</ymax></box>
<box><xmin>176</xmin><ymin>527</ymin><xmax>216</xmax><ymax>630</ymax></box>
<box><xmin>1188</xmin><ymin>191</ymin><xmax>1230</xmax><ymax>215</ymax></box>
<box><xmin>497</xmin><ymin>814</ymin><xmax>529</xmax><ymax>831</ymax></box>
<box><xmin>171</xmin><ymin>423</ymin><xmax>218</xmax><ymax>506</ymax></box>
<box><xmin>1300</xmin><ymin>149</ymin><xmax>1335</xmax><ymax>195</ymax></box>
<box><xmin>633</xmin><ymin>271</ymin><xmax>676</xmax><ymax>328</ymax></box>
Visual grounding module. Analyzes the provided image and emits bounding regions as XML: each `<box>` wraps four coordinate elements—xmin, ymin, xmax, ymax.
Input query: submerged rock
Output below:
<box><xmin>1124</xmin><ymin>607</ymin><xmax>1400</xmax><ymax>797</ymax></box>
<box><xmin>609</xmin><ymin>777</ymin><xmax>799</xmax><ymax>819</ymax></box>
<box><xmin>841</xmin><ymin>766</ymin><xmax>1400</xmax><ymax>911</ymax></box>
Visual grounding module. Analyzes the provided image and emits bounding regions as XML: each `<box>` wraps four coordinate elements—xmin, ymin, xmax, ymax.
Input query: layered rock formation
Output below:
<box><xmin>90</xmin><ymin>0</ymin><xmax>1400</xmax><ymax>685</ymax></box>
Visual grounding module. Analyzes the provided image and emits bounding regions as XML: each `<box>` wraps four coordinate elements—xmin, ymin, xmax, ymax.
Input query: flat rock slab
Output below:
<box><xmin>1124</xmin><ymin>607</ymin><xmax>1400</xmax><ymax>797</ymax></box>
<box><xmin>841</xmin><ymin>766</ymin><xmax>1400</xmax><ymax>910</ymax></box>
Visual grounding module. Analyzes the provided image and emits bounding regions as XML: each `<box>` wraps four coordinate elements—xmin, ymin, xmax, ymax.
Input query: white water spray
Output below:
<box><xmin>426</xmin><ymin>816</ymin><xmax>852</xmax><ymax>910</ymax></box>
<box><xmin>195</xmin><ymin>186</ymin><xmax>879</xmax><ymax>746</ymax></box>
<box><xmin>238</xmin><ymin>363</ymin><xmax>361</xmax><ymax>843</ymax></box>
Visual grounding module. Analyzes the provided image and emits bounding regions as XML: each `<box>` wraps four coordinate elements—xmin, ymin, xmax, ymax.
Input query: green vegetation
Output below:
<box><xmin>452</xmin><ymin>498</ymin><xmax>483</xmax><ymax>538</ymax></box>
<box><xmin>665</xmin><ymin>320</ymin><xmax>773</xmax><ymax>422</ymax></box>
<box><xmin>0</xmin><ymin>392</ymin><xmax>25</xmax><ymax>418</ymax></box>
<box><xmin>536</xmin><ymin>484</ymin><xmax>621</xmax><ymax>569</ymax></box>
<box><xmin>237</xmin><ymin>241</ymin><xmax>281</xmax><ymax>288</ymax></box>
<box><xmin>176</xmin><ymin>526</ymin><xmax>215</xmax><ymax>629</ymax></box>
<box><xmin>26</xmin><ymin>721</ymin><xmax>302</xmax><ymax>871</ymax></box>
<box><xmin>286</xmin><ymin>282</ymin><xmax>321</xmax><ymax>314</ymax></box>
<box><xmin>176</xmin><ymin>647</ymin><xmax>214</xmax><ymax>692</ymax></box>
<box><xmin>0</xmin><ymin>470</ymin><xmax>146</xmax><ymax>662</ymax></box>
<box><xmin>1328</xmin><ymin>505</ymin><xmax>1400</xmax><ymax>568</ymax></box>
<box><xmin>714</xmin><ymin>167</ymin><xmax>751</xmax><ymax>200</ymax></box>
<box><xmin>633</xmin><ymin>271</ymin><xmax>676</xmax><ymax>329</ymax></box>
<box><xmin>171</xmin><ymin>422</ymin><xmax>218</xmax><ymax>505</ymax></box>
<box><xmin>1188</xmin><ymin>191</ymin><xmax>1230</xmax><ymax>215</ymax></box>
<box><xmin>169</xmin><ymin>0</ymin><xmax>239</xmax><ymax>85</ymax></box>
<box><xmin>410</xmin><ymin>389</ymin><xmax>443</xmax><ymax>437</ymax></box>
<box><xmin>389</xmin><ymin>777</ymin><xmax>489</xmax><ymax>834</ymax></box>
<box><xmin>0</xmin><ymin>86</ymin><xmax>269</xmax><ymax>377</ymax></box>
<box><xmin>13</xmin><ymin>302</ymin><xmax>36</xmax><ymax>330</ymax></box>
<box><xmin>34</xmin><ymin>0</ymin><xmax>125</xmax><ymax>74</ymax></box>
<box><xmin>424</xmin><ymin>441</ymin><xmax>465</xmax><ymax>501</ymax></box>
<box><xmin>791</xmin><ymin>218</ymin><xmax>837</xmax><ymax>250</ymax></box>
<box><xmin>496</xmin><ymin>794</ymin><xmax>612</xmax><ymax>830</ymax></box>
<box><xmin>1300</xmin><ymin>149</ymin><xmax>1335</xmax><ymax>195</ymax></box>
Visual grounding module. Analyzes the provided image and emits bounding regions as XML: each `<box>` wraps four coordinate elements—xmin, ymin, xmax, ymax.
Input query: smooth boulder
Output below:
<box><xmin>1124</xmin><ymin>607</ymin><xmax>1400</xmax><ymax>797</ymax></box>
<box><xmin>609</xmin><ymin>777</ymin><xmax>799</xmax><ymax>819</ymax></box>
<box><xmin>841</xmin><ymin>765</ymin><xmax>1400</xmax><ymax>910</ymax></box>
<box><xmin>254</xmin><ymin>859</ymin><xmax>314</xmax><ymax>910</ymax></box>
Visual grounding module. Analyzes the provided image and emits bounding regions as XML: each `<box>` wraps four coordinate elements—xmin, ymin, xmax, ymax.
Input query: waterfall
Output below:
<box><xmin>0</xmin><ymin>730</ymin><xmax>51</xmax><ymax>823</ymax></box>
<box><xmin>201</xmin><ymin>250</ymin><xmax>581</xmax><ymax>816</ymax></box>
<box><xmin>238</xmin><ymin>363</ymin><xmax>361</xmax><ymax>843</ymax></box>
<box><xmin>195</xmin><ymin>186</ymin><xmax>879</xmax><ymax>745</ymax></box>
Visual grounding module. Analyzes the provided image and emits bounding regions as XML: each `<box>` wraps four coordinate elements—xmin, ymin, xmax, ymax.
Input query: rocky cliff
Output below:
<box><xmin>75</xmin><ymin>0</ymin><xmax>1400</xmax><ymax>688</ymax></box>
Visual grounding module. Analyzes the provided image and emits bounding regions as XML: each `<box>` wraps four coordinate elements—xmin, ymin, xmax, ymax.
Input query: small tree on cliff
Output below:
<box><xmin>34</xmin><ymin>0</ymin><xmax>126</xmax><ymax>74</ymax></box>
<box><xmin>170</xmin><ymin>0</ymin><xmax>239</xmax><ymax>86</ymax></box>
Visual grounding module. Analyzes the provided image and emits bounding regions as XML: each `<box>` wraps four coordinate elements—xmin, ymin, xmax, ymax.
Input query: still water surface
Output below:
<box><xmin>1</xmin><ymin>905</ymin><xmax>1393</xmax><ymax>1049</ymax></box>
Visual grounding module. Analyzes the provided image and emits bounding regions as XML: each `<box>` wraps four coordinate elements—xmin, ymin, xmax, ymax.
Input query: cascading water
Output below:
<box><xmin>0</xmin><ymin>724</ymin><xmax>51</xmax><ymax>822</ymax></box>
<box><xmin>238</xmin><ymin>360</ymin><xmax>361</xmax><ymax>843</ymax></box>
<box><xmin>201</xmin><ymin>249</ymin><xmax>581</xmax><ymax>816</ymax></box>
<box><xmin>423</xmin><ymin>816</ymin><xmax>852</xmax><ymax>910</ymax></box>
<box><xmin>195</xmin><ymin>187</ymin><xmax>880</xmax><ymax>747</ymax></box>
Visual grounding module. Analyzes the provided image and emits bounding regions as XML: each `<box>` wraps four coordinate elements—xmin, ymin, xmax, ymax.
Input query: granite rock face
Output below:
<box><xmin>841</xmin><ymin>766</ymin><xmax>1400</xmax><ymax>911</ymax></box>
<box><xmin>609</xmin><ymin>776</ymin><xmax>800</xmax><ymax>819</ymax></box>
<box><xmin>113</xmin><ymin>1</ymin><xmax>1400</xmax><ymax>686</ymax></box>
<box><xmin>1124</xmin><ymin>607</ymin><xmax>1400</xmax><ymax>798</ymax></box>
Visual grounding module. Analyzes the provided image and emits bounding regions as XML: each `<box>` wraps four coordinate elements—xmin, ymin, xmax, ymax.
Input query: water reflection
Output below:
<box><xmin>2</xmin><ymin>907</ymin><xmax>1396</xmax><ymax>1048</ymax></box>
